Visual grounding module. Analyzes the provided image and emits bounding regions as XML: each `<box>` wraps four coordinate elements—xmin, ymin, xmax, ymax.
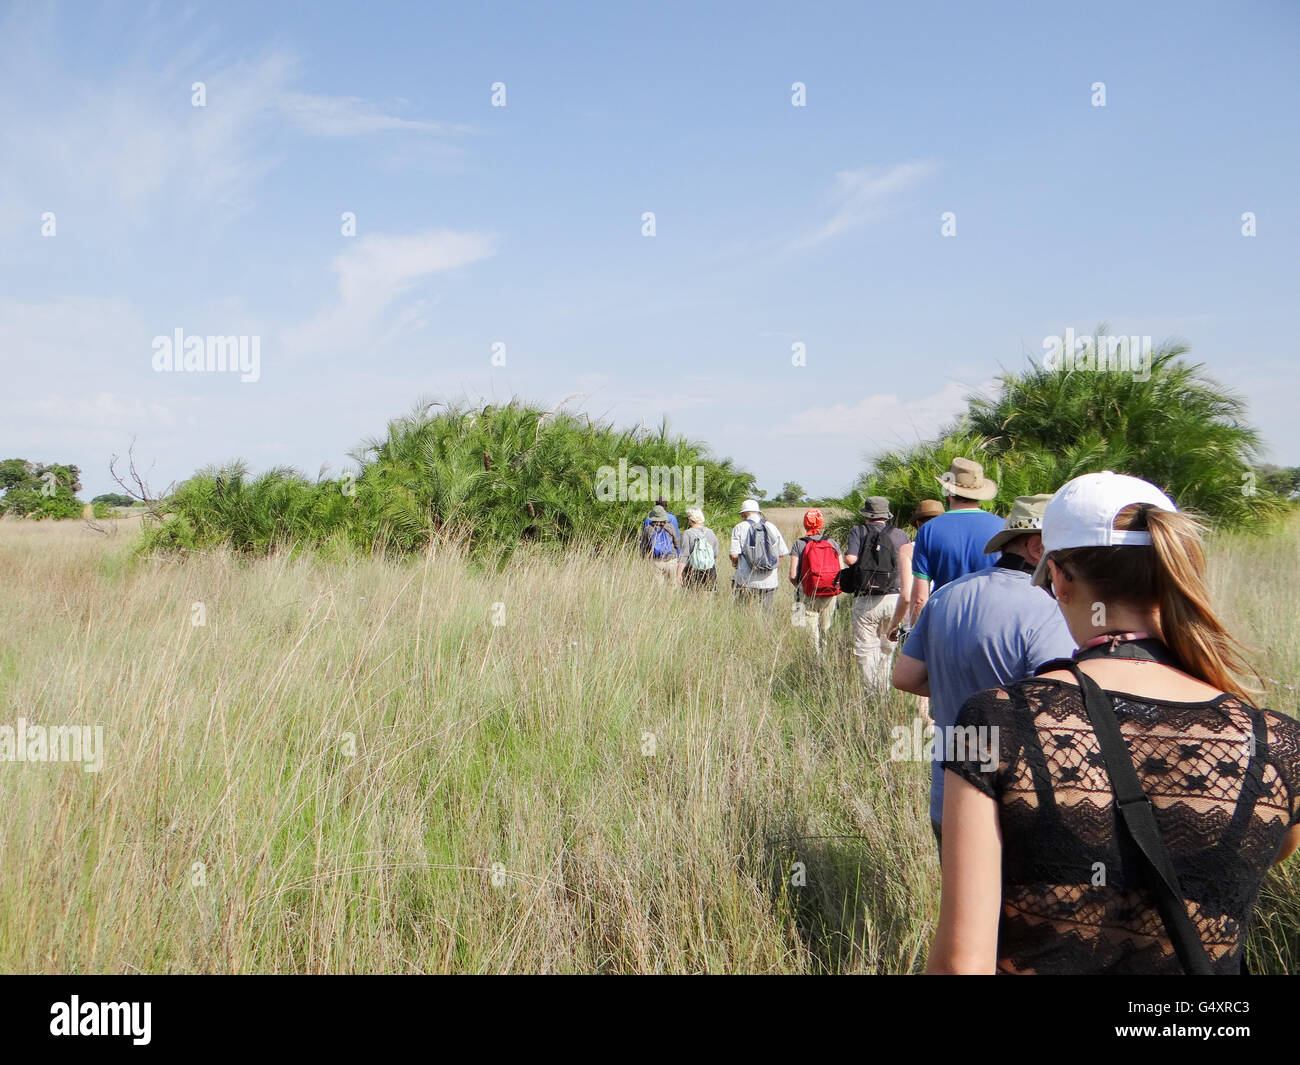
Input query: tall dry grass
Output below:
<box><xmin>0</xmin><ymin>516</ymin><xmax>934</xmax><ymax>973</ymax></box>
<box><xmin>0</xmin><ymin>513</ymin><xmax>1294</xmax><ymax>973</ymax></box>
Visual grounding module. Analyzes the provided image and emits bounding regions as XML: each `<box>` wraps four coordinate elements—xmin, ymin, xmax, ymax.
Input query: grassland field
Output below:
<box><xmin>0</xmin><ymin>508</ymin><xmax>1296</xmax><ymax>973</ymax></box>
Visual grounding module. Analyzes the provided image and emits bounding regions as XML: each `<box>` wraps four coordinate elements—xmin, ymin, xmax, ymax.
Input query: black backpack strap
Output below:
<box><xmin>1034</xmin><ymin>657</ymin><xmax>1077</xmax><ymax>676</ymax></box>
<box><xmin>1057</xmin><ymin>660</ymin><xmax>1214</xmax><ymax>975</ymax></box>
<box><xmin>1220</xmin><ymin>705</ymin><xmax>1270</xmax><ymax>854</ymax></box>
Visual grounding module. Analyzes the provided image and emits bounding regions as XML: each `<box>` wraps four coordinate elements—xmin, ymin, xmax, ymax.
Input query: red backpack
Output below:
<box><xmin>800</xmin><ymin>537</ymin><xmax>841</xmax><ymax>597</ymax></box>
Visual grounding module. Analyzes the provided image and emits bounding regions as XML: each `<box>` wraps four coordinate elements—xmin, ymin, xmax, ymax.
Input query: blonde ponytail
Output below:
<box><xmin>1050</xmin><ymin>503</ymin><xmax>1261</xmax><ymax>703</ymax></box>
<box><xmin>1142</xmin><ymin>507</ymin><xmax>1260</xmax><ymax>703</ymax></box>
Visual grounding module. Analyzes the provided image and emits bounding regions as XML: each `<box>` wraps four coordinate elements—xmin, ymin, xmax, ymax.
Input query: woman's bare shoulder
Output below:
<box><xmin>1033</xmin><ymin>661</ymin><xmax>1226</xmax><ymax>703</ymax></box>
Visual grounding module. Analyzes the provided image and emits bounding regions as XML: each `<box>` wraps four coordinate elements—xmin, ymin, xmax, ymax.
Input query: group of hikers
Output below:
<box><xmin>639</xmin><ymin>456</ymin><xmax>1300</xmax><ymax>974</ymax></box>
<box><xmin>638</xmin><ymin>457</ymin><xmax>996</xmax><ymax>688</ymax></box>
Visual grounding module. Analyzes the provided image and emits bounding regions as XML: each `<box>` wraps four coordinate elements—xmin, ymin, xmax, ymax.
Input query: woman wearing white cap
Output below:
<box><xmin>928</xmin><ymin>471</ymin><xmax>1300</xmax><ymax>975</ymax></box>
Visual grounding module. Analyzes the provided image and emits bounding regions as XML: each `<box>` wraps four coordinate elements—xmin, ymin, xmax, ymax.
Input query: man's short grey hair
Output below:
<box><xmin>685</xmin><ymin>507</ymin><xmax>705</xmax><ymax>525</ymax></box>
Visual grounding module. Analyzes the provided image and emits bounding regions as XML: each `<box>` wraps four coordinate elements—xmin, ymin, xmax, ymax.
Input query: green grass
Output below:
<box><xmin>0</xmin><ymin>513</ymin><xmax>1294</xmax><ymax>973</ymax></box>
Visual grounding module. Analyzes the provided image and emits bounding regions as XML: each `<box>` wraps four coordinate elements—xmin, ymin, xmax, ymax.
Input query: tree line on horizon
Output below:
<box><xmin>5</xmin><ymin>338</ymin><xmax>1296</xmax><ymax>553</ymax></box>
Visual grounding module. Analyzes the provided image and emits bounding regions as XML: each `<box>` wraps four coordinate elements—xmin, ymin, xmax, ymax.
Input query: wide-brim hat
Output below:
<box><xmin>647</xmin><ymin>504</ymin><xmax>669</xmax><ymax>522</ymax></box>
<box><xmin>912</xmin><ymin>498</ymin><xmax>945</xmax><ymax>523</ymax></box>
<box><xmin>983</xmin><ymin>494</ymin><xmax>1054</xmax><ymax>554</ymax></box>
<box><xmin>860</xmin><ymin>495</ymin><xmax>891</xmax><ymax>520</ymax></box>
<box><xmin>937</xmin><ymin>457</ymin><xmax>998</xmax><ymax>501</ymax></box>
<box><xmin>1030</xmin><ymin>472</ymin><xmax>1178</xmax><ymax>587</ymax></box>
<box><xmin>740</xmin><ymin>498</ymin><xmax>761</xmax><ymax>514</ymax></box>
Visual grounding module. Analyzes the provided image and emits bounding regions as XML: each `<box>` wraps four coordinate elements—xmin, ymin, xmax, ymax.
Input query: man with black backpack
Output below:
<box><xmin>840</xmin><ymin>497</ymin><xmax>912</xmax><ymax>688</ymax></box>
<box><xmin>728</xmin><ymin>498</ymin><xmax>789</xmax><ymax>612</ymax></box>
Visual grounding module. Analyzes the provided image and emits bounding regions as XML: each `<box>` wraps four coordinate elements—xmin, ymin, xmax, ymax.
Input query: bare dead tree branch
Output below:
<box><xmin>83</xmin><ymin>517</ymin><xmax>118</xmax><ymax>537</ymax></box>
<box><xmin>108</xmin><ymin>438</ymin><xmax>173</xmax><ymax>520</ymax></box>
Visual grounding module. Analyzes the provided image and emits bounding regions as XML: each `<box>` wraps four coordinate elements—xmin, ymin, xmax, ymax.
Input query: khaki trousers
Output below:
<box><xmin>851</xmin><ymin>592</ymin><xmax>899</xmax><ymax>687</ymax></box>
<box><xmin>794</xmin><ymin>593</ymin><xmax>838</xmax><ymax>653</ymax></box>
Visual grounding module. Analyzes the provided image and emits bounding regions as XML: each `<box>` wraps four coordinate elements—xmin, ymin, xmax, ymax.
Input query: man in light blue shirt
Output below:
<box><xmin>892</xmin><ymin>494</ymin><xmax>1075</xmax><ymax>854</ymax></box>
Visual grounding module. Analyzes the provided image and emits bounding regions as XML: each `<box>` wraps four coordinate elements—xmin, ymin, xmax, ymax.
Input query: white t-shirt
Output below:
<box><xmin>729</xmin><ymin>515</ymin><xmax>789</xmax><ymax>589</ymax></box>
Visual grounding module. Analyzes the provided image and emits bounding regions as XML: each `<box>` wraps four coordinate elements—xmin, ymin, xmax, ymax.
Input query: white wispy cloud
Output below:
<box><xmin>798</xmin><ymin>161</ymin><xmax>938</xmax><ymax>248</ymax></box>
<box><xmin>0</xmin><ymin>8</ymin><xmax>467</xmax><ymax>236</ymax></box>
<box><xmin>278</xmin><ymin>93</ymin><xmax>470</xmax><ymax>137</ymax></box>
<box><xmin>0</xmin><ymin>35</ymin><xmax>293</xmax><ymax>227</ymax></box>
<box><xmin>283</xmin><ymin>230</ymin><xmax>498</xmax><ymax>354</ymax></box>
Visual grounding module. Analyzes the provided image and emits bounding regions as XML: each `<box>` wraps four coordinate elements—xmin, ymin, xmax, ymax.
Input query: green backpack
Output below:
<box><xmin>687</xmin><ymin>530</ymin><xmax>716</xmax><ymax>571</ymax></box>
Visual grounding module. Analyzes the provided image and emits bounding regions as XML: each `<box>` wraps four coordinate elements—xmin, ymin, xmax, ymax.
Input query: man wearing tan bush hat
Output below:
<box><xmin>907</xmin><ymin>457</ymin><xmax>1005</xmax><ymax>624</ymax></box>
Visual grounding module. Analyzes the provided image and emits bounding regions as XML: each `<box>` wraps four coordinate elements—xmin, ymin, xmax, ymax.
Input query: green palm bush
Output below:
<box><xmin>139</xmin><ymin>399</ymin><xmax>756</xmax><ymax>560</ymax></box>
<box><xmin>832</xmin><ymin>335</ymin><xmax>1289</xmax><ymax>544</ymax></box>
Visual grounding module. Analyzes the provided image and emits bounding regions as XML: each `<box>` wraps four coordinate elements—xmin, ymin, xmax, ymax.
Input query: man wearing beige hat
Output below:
<box><xmin>892</xmin><ymin>494</ymin><xmax>1075</xmax><ymax>853</ymax></box>
<box><xmin>908</xmin><ymin>458</ymin><xmax>1006</xmax><ymax>625</ymax></box>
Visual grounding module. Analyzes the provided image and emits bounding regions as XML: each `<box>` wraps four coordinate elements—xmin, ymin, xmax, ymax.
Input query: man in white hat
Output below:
<box><xmin>728</xmin><ymin>498</ymin><xmax>789</xmax><ymax>612</ymax></box>
<box><xmin>908</xmin><ymin>457</ymin><xmax>1007</xmax><ymax>625</ymax></box>
<box><xmin>892</xmin><ymin>494</ymin><xmax>1075</xmax><ymax>854</ymax></box>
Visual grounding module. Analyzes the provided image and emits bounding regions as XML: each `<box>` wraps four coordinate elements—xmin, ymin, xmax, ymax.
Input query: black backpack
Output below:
<box><xmin>839</xmin><ymin>522</ymin><xmax>899</xmax><ymax>595</ymax></box>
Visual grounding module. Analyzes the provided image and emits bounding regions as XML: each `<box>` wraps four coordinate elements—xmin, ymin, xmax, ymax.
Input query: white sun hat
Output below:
<box><xmin>740</xmin><ymin>498</ymin><xmax>761</xmax><ymax>514</ymax></box>
<box><xmin>1030</xmin><ymin>471</ymin><xmax>1177</xmax><ymax>588</ymax></box>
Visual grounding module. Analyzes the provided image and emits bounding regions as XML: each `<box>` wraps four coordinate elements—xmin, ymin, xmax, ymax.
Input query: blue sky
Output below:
<box><xmin>3</xmin><ymin>0</ymin><xmax>1298</xmax><ymax>501</ymax></box>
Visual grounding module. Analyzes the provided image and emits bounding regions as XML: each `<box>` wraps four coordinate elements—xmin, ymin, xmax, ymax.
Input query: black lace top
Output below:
<box><xmin>945</xmin><ymin>677</ymin><xmax>1300</xmax><ymax>974</ymax></box>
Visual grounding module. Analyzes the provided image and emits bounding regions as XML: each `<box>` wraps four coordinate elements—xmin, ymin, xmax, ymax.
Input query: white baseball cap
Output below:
<box><xmin>1031</xmin><ymin>471</ymin><xmax>1177</xmax><ymax>588</ymax></box>
<box><xmin>740</xmin><ymin>498</ymin><xmax>760</xmax><ymax>514</ymax></box>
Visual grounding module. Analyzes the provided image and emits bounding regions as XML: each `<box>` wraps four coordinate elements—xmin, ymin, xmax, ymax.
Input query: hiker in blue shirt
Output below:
<box><xmin>893</xmin><ymin>494</ymin><xmax>1075</xmax><ymax>854</ymax></box>
<box><xmin>642</xmin><ymin>498</ymin><xmax>680</xmax><ymax>539</ymax></box>
<box><xmin>909</xmin><ymin>457</ymin><xmax>1006</xmax><ymax>623</ymax></box>
<box><xmin>640</xmin><ymin>504</ymin><xmax>681</xmax><ymax>584</ymax></box>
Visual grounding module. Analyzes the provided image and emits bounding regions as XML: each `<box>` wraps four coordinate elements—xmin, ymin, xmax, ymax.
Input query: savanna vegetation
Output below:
<box><xmin>833</xmin><ymin>339</ymin><xmax>1295</xmax><ymax>542</ymax></box>
<box><xmin>4</xmin><ymin>344</ymin><xmax>1298</xmax><ymax>974</ymax></box>
<box><xmin>1</xmin><ymin>508</ymin><xmax>1297</xmax><ymax>973</ymax></box>
<box><xmin>135</xmin><ymin>400</ymin><xmax>756</xmax><ymax>561</ymax></box>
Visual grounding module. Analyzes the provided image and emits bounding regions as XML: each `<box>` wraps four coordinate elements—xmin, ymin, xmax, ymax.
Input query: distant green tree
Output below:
<box><xmin>0</xmin><ymin>458</ymin><xmax>85</xmax><ymax>518</ymax></box>
<box><xmin>92</xmin><ymin>493</ymin><xmax>137</xmax><ymax>508</ymax></box>
<box><xmin>0</xmin><ymin>459</ymin><xmax>32</xmax><ymax>491</ymax></box>
<box><xmin>1256</xmin><ymin>464</ymin><xmax>1300</xmax><ymax>498</ymax></box>
<box><xmin>775</xmin><ymin>482</ymin><xmax>806</xmax><ymax>505</ymax></box>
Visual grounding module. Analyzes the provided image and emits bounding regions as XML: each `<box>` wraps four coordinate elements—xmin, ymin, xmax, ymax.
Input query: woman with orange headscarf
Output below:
<box><xmin>788</xmin><ymin>508</ymin><xmax>844</xmax><ymax>654</ymax></box>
